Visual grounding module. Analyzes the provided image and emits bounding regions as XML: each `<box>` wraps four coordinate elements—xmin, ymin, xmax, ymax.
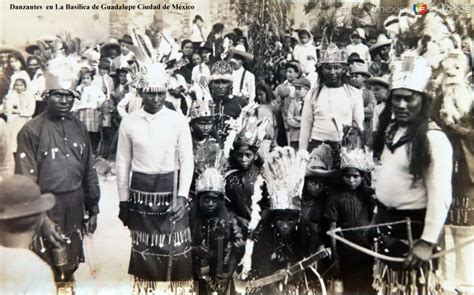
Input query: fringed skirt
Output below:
<box><xmin>372</xmin><ymin>204</ymin><xmax>444</xmax><ymax>294</ymax></box>
<box><xmin>128</xmin><ymin>171</ymin><xmax>194</xmax><ymax>293</ymax></box>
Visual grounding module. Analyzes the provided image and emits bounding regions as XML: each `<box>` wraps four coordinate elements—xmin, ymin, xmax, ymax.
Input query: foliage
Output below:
<box><xmin>234</xmin><ymin>0</ymin><xmax>294</xmax><ymax>79</ymax></box>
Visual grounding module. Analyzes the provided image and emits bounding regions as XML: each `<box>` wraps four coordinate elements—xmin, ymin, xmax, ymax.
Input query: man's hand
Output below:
<box><xmin>84</xmin><ymin>214</ymin><xmax>98</xmax><ymax>235</ymax></box>
<box><xmin>405</xmin><ymin>239</ymin><xmax>435</xmax><ymax>269</ymax></box>
<box><xmin>118</xmin><ymin>201</ymin><xmax>129</xmax><ymax>227</ymax></box>
<box><xmin>169</xmin><ymin>196</ymin><xmax>188</xmax><ymax>224</ymax></box>
<box><xmin>42</xmin><ymin>216</ymin><xmax>67</xmax><ymax>248</ymax></box>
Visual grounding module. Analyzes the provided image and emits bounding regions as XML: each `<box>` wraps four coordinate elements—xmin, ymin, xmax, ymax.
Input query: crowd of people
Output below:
<box><xmin>0</xmin><ymin>6</ymin><xmax>473</xmax><ymax>295</ymax></box>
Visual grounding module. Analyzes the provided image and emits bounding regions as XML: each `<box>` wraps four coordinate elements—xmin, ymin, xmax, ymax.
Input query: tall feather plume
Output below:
<box><xmin>131</xmin><ymin>28</ymin><xmax>156</xmax><ymax>65</ymax></box>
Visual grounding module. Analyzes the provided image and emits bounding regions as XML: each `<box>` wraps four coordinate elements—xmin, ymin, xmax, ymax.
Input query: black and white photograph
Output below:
<box><xmin>0</xmin><ymin>0</ymin><xmax>473</xmax><ymax>294</ymax></box>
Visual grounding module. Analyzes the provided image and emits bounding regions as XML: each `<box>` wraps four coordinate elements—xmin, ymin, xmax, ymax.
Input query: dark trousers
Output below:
<box><xmin>89</xmin><ymin>132</ymin><xmax>100</xmax><ymax>155</ymax></box>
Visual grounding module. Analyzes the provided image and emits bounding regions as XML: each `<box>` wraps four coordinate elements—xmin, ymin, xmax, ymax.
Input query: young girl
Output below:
<box><xmin>325</xmin><ymin>148</ymin><xmax>375</xmax><ymax>294</ymax></box>
<box><xmin>4</xmin><ymin>78</ymin><xmax>36</xmax><ymax>153</ymax></box>
<box><xmin>74</xmin><ymin>68</ymin><xmax>106</xmax><ymax>155</ymax></box>
<box><xmin>255</xmin><ymin>84</ymin><xmax>276</xmax><ymax>144</ymax></box>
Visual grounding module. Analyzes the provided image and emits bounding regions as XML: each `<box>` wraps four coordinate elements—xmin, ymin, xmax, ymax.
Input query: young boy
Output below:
<box><xmin>366</xmin><ymin>76</ymin><xmax>389</xmax><ymax>134</ymax></box>
<box><xmin>346</xmin><ymin>28</ymin><xmax>371</xmax><ymax>64</ymax></box>
<box><xmin>0</xmin><ymin>175</ymin><xmax>56</xmax><ymax>294</ymax></box>
<box><xmin>287</xmin><ymin>77</ymin><xmax>311</xmax><ymax>149</ymax></box>
<box><xmin>349</xmin><ymin>62</ymin><xmax>376</xmax><ymax>146</ymax></box>
<box><xmin>190</xmin><ymin>168</ymin><xmax>244</xmax><ymax>294</ymax></box>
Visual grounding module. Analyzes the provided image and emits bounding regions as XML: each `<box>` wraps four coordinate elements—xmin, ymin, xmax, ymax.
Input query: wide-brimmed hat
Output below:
<box><xmin>229</xmin><ymin>50</ymin><xmax>254</xmax><ymax>63</ymax></box>
<box><xmin>100</xmin><ymin>41</ymin><xmax>121</xmax><ymax>58</ymax></box>
<box><xmin>351</xmin><ymin>28</ymin><xmax>366</xmax><ymax>40</ymax></box>
<box><xmin>0</xmin><ymin>175</ymin><xmax>55</xmax><ymax>220</ymax></box>
<box><xmin>366</xmin><ymin>75</ymin><xmax>390</xmax><ymax>88</ymax></box>
<box><xmin>293</xmin><ymin>77</ymin><xmax>311</xmax><ymax>89</ymax></box>
<box><xmin>347</xmin><ymin>52</ymin><xmax>364</xmax><ymax>64</ymax></box>
<box><xmin>369</xmin><ymin>34</ymin><xmax>392</xmax><ymax>53</ymax></box>
<box><xmin>118</xmin><ymin>34</ymin><xmax>133</xmax><ymax>45</ymax></box>
<box><xmin>350</xmin><ymin>62</ymin><xmax>371</xmax><ymax>77</ymax></box>
<box><xmin>305</xmin><ymin>144</ymin><xmax>336</xmax><ymax>177</ymax></box>
<box><xmin>25</xmin><ymin>43</ymin><xmax>40</xmax><ymax>55</ymax></box>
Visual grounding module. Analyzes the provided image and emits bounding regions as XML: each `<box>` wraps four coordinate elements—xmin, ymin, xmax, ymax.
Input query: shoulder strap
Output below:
<box><xmin>239</xmin><ymin>69</ymin><xmax>247</xmax><ymax>92</ymax></box>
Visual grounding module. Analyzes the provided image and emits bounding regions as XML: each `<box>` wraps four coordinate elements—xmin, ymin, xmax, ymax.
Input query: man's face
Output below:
<box><xmin>321</xmin><ymin>63</ymin><xmax>344</xmax><ymax>87</ymax></box>
<box><xmin>295</xmin><ymin>86</ymin><xmax>308</xmax><ymax>99</ymax></box>
<box><xmin>182</xmin><ymin>42</ymin><xmax>194</xmax><ymax>57</ymax></box>
<box><xmin>391</xmin><ymin>88</ymin><xmax>424</xmax><ymax>126</ymax></box>
<box><xmin>378</xmin><ymin>45</ymin><xmax>390</xmax><ymax>61</ymax></box>
<box><xmin>199</xmin><ymin>192</ymin><xmax>222</xmax><ymax>216</ymax></box>
<box><xmin>109</xmin><ymin>48</ymin><xmax>119</xmax><ymax>59</ymax></box>
<box><xmin>118</xmin><ymin>72</ymin><xmax>128</xmax><ymax>85</ymax></box>
<box><xmin>231</xmin><ymin>59</ymin><xmax>243</xmax><ymax>70</ymax></box>
<box><xmin>192</xmin><ymin>119</ymin><xmax>213</xmax><ymax>138</ymax></box>
<box><xmin>286</xmin><ymin>67</ymin><xmax>298</xmax><ymax>82</ymax></box>
<box><xmin>98</xmin><ymin>68</ymin><xmax>109</xmax><ymax>77</ymax></box>
<box><xmin>27</xmin><ymin>59</ymin><xmax>40</xmax><ymax>74</ymax></box>
<box><xmin>120</xmin><ymin>42</ymin><xmax>130</xmax><ymax>55</ymax></box>
<box><xmin>142</xmin><ymin>91</ymin><xmax>167</xmax><ymax>114</ymax></box>
<box><xmin>350</xmin><ymin>73</ymin><xmax>367</xmax><ymax>89</ymax></box>
<box><xmin>370</xmin><ymin>84</ymin><xmax>389</xmax><ymax>103</ymax></box>
<box><xmin>192</xmin><ymin>54</ymin><xmax>202</xmax><ymax>66</ymax></box>
<box><xmin>46</xmin><ymin>89</ymin><xmax>75</xmax><ymax>118</ymax></box>
<box><xmin>210</xmin><ymin>79</ymin><xmax>232</xmax><ymax>97</ymax></box>
<box><xmin>274</xmin><ymin>212</ymin><xmax>299</xmax><ymax>238</ymax></box>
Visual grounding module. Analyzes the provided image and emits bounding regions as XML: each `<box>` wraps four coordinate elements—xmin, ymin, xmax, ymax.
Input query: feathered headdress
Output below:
<box><xmin>387</xmin><ymin>5</ymin><xmax>472</xmax><ymax>125</ymax></box>
<box><xmin>40</xmin><ymin>34</ymin><xmax>86</xmax><ymax>95</ymax></box>
<box><xmin>223</xmin><ymin>102</ymin><xmax>269</xmax><ymax>158</ymax></box>
<box><xmin>340</xmin><ymin>126</ymin><xmax>374</xmax><ymax>173</ymax></box>
<box><xmin>128</xmin><ymin>28</ymin><xmax>169</xmax><ymax>92</ymax></box>
<box><xmin>188</xmin><ymin>96</ymin><xmax>214</xmax><ymax>122</ymax></box>
<box><xmin>262</xmin><ymin>147</ymin><xmax>310</xmax><ymax>211</ymax></box>
<box><xmin>195</xmin><ymin>149</ymin><xmax>227</xmax><ymax>195</ymax></box>
<box><xmin>319</xmin><ymin>43</ymin><xmax>348</xmax><ymax>64</ymax></box>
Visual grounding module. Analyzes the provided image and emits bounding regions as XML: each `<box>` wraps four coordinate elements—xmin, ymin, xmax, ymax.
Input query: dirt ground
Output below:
<box><xmin>72</xmin><ymin>175</ymin><xmax>459</xmax><ymax>295</ymax></box>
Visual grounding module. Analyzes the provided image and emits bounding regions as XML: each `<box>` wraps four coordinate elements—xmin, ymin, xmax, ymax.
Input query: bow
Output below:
<box><xmin>327</xmin><ymin>220</ymin><xmax>474</xmax><ymax>262</ymax></box>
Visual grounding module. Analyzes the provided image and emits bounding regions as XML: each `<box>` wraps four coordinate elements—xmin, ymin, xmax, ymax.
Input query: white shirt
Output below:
<box><xmin>232</xmin><ymin>67</ymin><xmax>255</xmax><ymax>101</ymax></box>
<box><xmin>0</xmin><ymin>246</ymin><xmax>56</xmax><ymax>295</ymax></box>
<box><xmin>117</xmin><ymin>90</ymin><xmax>142</xmax><ymax>118</ymax></box>
<box><xmin>299</xmin><ymin>84</ymin><xmax>364</xmax><ymax>148</ymax></box>
<box><xmin>116</xmin><ymin>107</ymin><xmax>194</xmax><ymax>201</ymax></box>
<box><xmin>29</xmin><ymin>70</ymin><xmax>45</xmax><ymax>102</ymax></box>
<box><xmin>293</xmin><ymin>42</ymin><xmax>318</xmax><ymax>66</ymax></box>
<box><xmin>191</xmin><ymin>64</ymin><xmax>210</xmax><ymax>86</ymax></box>
<box><xmin>190</xmin><ymin>23</ymin><xmax>205</xmax><ymax>42</ymax></box>
<box><xmin>346</xmin><ymin>43</ymin><xmax>372</xmax><ymax>63</ymax></box>
<box><xmin>375</xmin><ymin>125</ymin><xmax>452</xmax><ymax>243</ymax></box>
<box><xmin>372</xmin><ymin>102</ymin><xmax>385</xmax><ymax>132</ymax></box>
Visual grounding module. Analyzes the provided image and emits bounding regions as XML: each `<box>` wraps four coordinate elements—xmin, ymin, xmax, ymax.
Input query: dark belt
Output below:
<box><xmin>376</xmin><ymin>200</ymin><xmax>426</xmax><ymax>222</ymax></box>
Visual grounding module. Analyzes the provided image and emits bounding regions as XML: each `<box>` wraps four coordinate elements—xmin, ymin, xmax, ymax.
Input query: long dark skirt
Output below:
<box><xmin>128</xmin><ymin>172</ymin><xmax>194</xmax><ymax>290</ymax></box>
<box><xmin>32</xmin><ymin>188</ymin><xmax>85</xmax><ymax>282</ymax></box>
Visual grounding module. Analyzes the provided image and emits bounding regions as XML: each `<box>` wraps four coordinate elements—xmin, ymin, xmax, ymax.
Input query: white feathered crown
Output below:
<box><xmin>262</xmin><ymin>147</ymin><xmax>309</xmax><ymax>211</ymax></box>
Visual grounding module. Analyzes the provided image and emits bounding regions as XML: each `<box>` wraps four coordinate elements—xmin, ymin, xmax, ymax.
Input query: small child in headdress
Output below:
<box><xmin>190</xmin><ymin>168</ymin><xmax>244</xmax><ymax>294</ymax></box>
<box><xmin>324</xmin><ymin>147</ymin><xmax>375</xmax><ymax>294</ymax></box>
